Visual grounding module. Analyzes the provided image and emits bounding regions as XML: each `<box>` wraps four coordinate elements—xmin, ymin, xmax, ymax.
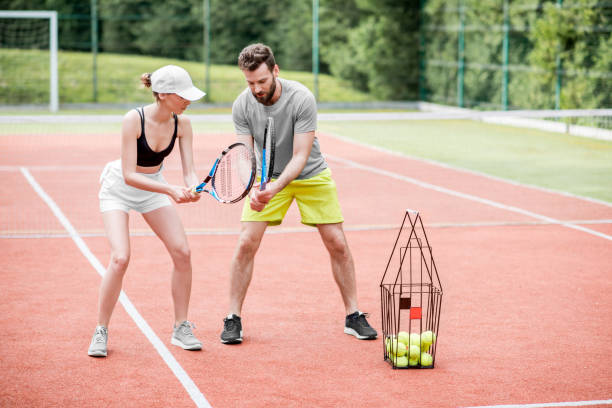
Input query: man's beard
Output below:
<box><xmin>253</xmin><ymin>79</ymin><xmax>276</xmax><ymax>105</ymax></box>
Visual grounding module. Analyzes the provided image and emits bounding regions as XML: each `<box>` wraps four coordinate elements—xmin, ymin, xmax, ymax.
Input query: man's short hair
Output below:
<box><xmin>238</xmin><ymin>43</ymin><xmax>276</xmax><ymax>72</ymax></box>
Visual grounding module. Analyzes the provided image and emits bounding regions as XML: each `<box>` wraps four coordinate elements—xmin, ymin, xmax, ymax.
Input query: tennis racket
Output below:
<box><xmin>192</xmin><ymin>142</ymin><xmax>256</xmax><ymax>203</ymax></box>
<box><xmin>260</xmin><ymin>117</ymin><xmax>276</xmax><ymax>191</ymax></box>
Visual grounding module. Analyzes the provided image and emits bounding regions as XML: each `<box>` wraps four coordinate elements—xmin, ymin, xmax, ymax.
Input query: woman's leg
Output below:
<box><xmin>142</xmin><ymin>205</ymin><xmax>192</xmax><ymax>325</ymax></box>
<box><xmin>97</xmin><ymin>210</ymin><xmax>131</xmax><ymax>327</ymax></box>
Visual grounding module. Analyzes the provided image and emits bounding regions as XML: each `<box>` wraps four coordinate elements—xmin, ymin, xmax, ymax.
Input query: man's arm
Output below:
<box><xmin>237</xmin><ymin>133</ymin><xmax>254</xmax><ymax>152</ymax></box>
<box><xmin>268</xmin><ymin>130</ymin><xmax>314</xmax><ymax>192</ymax></box>
<box><xmin>249</xmin><ymin>130</ymin><xmax>314</xmax><ymax>211</ymax></box>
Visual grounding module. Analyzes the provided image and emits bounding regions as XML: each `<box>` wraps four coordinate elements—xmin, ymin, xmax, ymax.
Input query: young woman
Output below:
<box><xmin>88</xmin><ymin>65</ymin><xmax>205</xmax><ymax>357</ymax></box>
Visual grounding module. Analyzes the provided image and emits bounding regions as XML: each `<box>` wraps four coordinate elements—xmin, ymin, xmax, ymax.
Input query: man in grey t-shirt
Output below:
<box><xmin>220</xmin><ymin>43</ymin><xmax>377</xmax><ymax>344</ymax></box>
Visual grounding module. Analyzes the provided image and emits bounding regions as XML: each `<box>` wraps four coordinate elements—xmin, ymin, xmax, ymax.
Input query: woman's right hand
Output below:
<box><xmin>168</xmin><ymin>185</ymin><xmax>196</xmax><ymax>204</ymax></box>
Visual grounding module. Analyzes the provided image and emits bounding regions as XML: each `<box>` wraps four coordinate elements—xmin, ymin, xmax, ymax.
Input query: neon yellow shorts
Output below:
<box><xmin>241</xmin><ymin>167</ymin><xmax>344</xmax><ymax>226</ymax></box>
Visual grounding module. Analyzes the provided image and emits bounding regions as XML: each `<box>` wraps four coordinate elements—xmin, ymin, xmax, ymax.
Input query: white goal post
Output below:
<box><xmin>0</xmin><ymin>10</ymin><xmax>58</xmax><ymax>112</ymax></box>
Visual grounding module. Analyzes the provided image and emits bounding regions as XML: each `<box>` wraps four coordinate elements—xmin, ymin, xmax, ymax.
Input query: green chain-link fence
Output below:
<box><xmin>419</xmin><ymin>0</ymin><xmax>612</xmax><ymax>110</ymax></box>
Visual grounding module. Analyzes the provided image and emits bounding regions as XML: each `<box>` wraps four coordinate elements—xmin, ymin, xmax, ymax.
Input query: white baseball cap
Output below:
<box><xmin>151</xmin><ymin>65</ymin><xmax>206</xmax><ymax>101</ymax></box>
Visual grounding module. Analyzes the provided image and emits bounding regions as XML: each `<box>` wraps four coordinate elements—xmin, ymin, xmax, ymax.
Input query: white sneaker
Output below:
<box><xmin>88</xmin><ymin>325</ymin><xmax>108</xmax><ymax>357</ymax></box>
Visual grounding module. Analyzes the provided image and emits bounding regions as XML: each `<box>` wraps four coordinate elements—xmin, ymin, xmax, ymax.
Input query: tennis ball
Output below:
<box><xmin>420</xmin><ymin>352</ymin><xmax>433</xmax><ymax>366</ymax></box>
<box><xmin>409</xmin><ymin>358</ymin><xmax>419</xmax><ymax>367</ymax></box>
<box><xmin>409</xmin><ymin>344</ymin><xmax>420</xmax><ymax>360</ymax></box>
<box><xmin>420</xmin><ymin>330</ymin><xmax>436</xmax><ymax>352</ymax></box>
<box><xmin>397</xmin><ymin>342</ymin><xmax>407</xmax><ymax>357</ymax></box>
<box><xmin>393</xmin><ymin>356</ymin><xmax>409</xmax><ymax>367</ymax></box>
<box><xmin>385</xmin><ymin>336</ymin><xmax>395</xmax><ymax>354</ymax></box>
<box><xmin>394</xmin><ymin>340</ymin><xmax>407</xmax><ymax>357</ymax></box>
<box><xmin>409</xmin><ymin>333</ymin><xmax>421</xmax><ymax>347</ymax></box>
<box><xmin>421</xmin><ymin>330</ymin><xmax>436</xmax><ymax>345</ymax></box>
<box><xmin>386</xmin><ymin>338</ymin><xmax>406</xmax><ymax>357</ymax></box>
<box><xmin>397</xmin><ymin>331</ymin><xmax>410</xmax><ymax>345</ymax></box>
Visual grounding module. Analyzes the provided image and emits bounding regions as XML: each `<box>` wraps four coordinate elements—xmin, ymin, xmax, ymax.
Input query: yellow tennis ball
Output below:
<box><xmin>393</xmin><ymin>356</ymin><xmax>409</xmax><ymax>367</ymax></box>
<box><xmin>420</xmin><ymin>330</ymin><xmax>436</xmax><ymax>352</ymax></box>
<box><xmin>397</xmin><ymin>331</ymin><xmax>410</xmax><ymax>345</ymax></box>
<box><xmin>385</xmin><ymin>336</ymin><xmax>395</xmax><ymax>354</ymax></box>
<box><xmin>420</xmin><ymin>352</ymin><xmax>433</xmax><ymax>366</ymax></box>
<box><xmin>421</xmin><ymin>330</ymin><xmax>436</xmax><ymax>345</ymax></box>
<box><xmin>409</xmin><ymin>358</ymin><xmax>419</xmax><ymax>366</ymax></box>
<box><xmin>393</xmin><ymin>340</ymin><xmax>407</xmax><ymax>357</ymax></box>
<box><xmin>409</xmin><ymin>333</ymin><xmax>421</xmax><ymax>347</ymax></box>
<box><xmin>387</xmin><ymin>338</ymin><xmax>406</xmax><ymax>357</ymax></box>
<box><xmin>397</xmin><ymin>342</ymin><xmax>407</xmax><ymax>357</ymax></box>
<box><xmin>409</xmin><ymin>344</ymin><xmax>420</xmax><ymax>360</ymax></box>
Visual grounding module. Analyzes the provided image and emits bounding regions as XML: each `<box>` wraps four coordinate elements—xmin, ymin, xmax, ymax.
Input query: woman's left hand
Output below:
<box><xmin>189</xmin><ymin>186</ymin><xmax>202</xmax><ymax>202</ymax></box>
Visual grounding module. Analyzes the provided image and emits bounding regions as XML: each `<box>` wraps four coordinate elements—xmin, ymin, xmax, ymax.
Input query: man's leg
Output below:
<box><xmin>221</xmin><ymin>221</ymin><xmax>268</xmax><ymax>344</ymax></box>
<box><xmin>317</xmin><ymin>222</ymin><xmax>377</xmax><ymax>340</ymax></box>
<box><xmin>229</xmin><ymin>221</ymin><xmax>268</xmax><ymax>315</ymax></box>
<box><xmin>317</xmin><ymin>222</ymin><xmax>358</xmax><ymax>315</ymax></box>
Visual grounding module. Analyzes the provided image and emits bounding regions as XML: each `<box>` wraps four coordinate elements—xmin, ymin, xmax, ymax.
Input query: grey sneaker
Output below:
<box><xmin>88</xmin><ymin>325</ymin><xmax>108</xmax><ymax>357</ymax></box>
<box><xmin>171</xmin><ymin>321</ymin><xmax>202</xmax><ymax>350</ymax></box>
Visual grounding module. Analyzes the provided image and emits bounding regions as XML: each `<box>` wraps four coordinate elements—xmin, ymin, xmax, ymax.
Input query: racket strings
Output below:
<box><xmin>213</xmin><ymin>145</ymin><xmax>255</xmax><ymax>202</ymax></box>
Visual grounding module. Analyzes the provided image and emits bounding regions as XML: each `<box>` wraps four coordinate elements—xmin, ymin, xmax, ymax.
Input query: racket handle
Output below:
<box><xmin>192</xmin><ymin>183</ymin><xmax>205</xmax><ymax>195</ymax></box>
<box><xmin>261</xmin><ymin>148</ymin><xmax>267</xmax><ymax>191</ymax></box>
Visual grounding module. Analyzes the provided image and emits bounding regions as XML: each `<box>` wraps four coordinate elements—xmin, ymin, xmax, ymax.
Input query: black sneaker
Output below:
<box><xmin>220</xmin><ymin>314</ymin><xmax>243</xmax><ymax>344</ymax></box>
<box><xmin>344</xmin><ymin>311</ymin><xmax>378</xmax><ymax>340</ymax></box>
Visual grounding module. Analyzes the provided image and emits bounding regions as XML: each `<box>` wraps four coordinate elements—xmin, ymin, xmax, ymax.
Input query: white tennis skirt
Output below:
<box><xmin>98</xmin><ymin>160</ymin><xmax>172</xmax><ymax>213</ymax></box>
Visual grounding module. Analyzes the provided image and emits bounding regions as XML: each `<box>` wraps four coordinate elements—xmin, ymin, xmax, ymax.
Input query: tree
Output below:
<box><xmin>320</xmin><ymin>0</ymin><xmax>420</xmax><ymax>99</ymax></box>
<box><xmin>528</xmin><ymin>0</ymin><xmax>610</xmax><ymax>109</ymax></box>
<box><xmin>263</xmin><ymin>0</ymin><xmax>312</xmax><ymax>71</ymax></box>
<box><xmin>208</xmin><ymin>0</ymin><xmax>274</xmax><ymax>65</ymax></box>
<box><xmin>135</xmin><ymin>0</ymin><xmax>203</xmax><ymax>61</ymax></box>
<box><xmin>99</xmin><ymin>0</ymin><xmax>151</xmax><ymax>55</ymax></box>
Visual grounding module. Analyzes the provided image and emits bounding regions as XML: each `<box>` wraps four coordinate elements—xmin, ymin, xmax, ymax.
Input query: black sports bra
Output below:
<box><xmin>136</xmin><ymin>107</ymin><xmax>178</xmax><ymax>167</ymax></box>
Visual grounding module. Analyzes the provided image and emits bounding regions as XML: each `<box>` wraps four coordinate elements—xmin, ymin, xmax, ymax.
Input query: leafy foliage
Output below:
<box><xmin>528</xmin><ymin>0</ymin><xmax>612</xmax><ymax>109</ymax></box>
<box><xmin>1</xmin><ymin>0</ymin><xmax>610</xmax><ymax>106</ymax></box>
<box><xmin>420</xmin><ymin>0</ymin><xmax>612</xmax><ymax>109</ymax></box>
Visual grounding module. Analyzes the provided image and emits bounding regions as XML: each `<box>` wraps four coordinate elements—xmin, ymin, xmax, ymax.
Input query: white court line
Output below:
<box><xmin>463</xmin><ymin>399</ymin><xmax>612</xmax><ymax>408</ymax></box>
<box><xmin>19</xmin><ymin>167</ymin><xmax>212</xmax><ymax>408</ymax></box>
<box><xmin>323</xmin><ymin>131</ymin><xmax>612</xmax><ymax>208</ymax></box>
<box><xmin>326</xmin><ymin>155</ymin><xmax>612</xmax><ymax>242</ymax></box>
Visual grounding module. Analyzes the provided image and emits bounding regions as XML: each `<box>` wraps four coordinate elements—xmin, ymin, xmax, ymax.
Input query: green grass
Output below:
<box><xmin>0</xmin><ymin>49</ymin><xmax>372</xmax><ymax>105</ymax></box>
<box><xmin>319</xmin><ymin>120</ymin><xmax>612</xmax><ymax>203</ymax></box>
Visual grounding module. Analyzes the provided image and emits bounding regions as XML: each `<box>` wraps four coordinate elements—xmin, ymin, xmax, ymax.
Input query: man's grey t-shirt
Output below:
<box><xmin>232</xmin><ymin>78</ymin><xmax>327</xmax><ymax>180</ymax></box>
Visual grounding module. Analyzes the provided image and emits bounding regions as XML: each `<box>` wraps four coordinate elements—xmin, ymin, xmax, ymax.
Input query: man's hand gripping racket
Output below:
<box><xmin>192</xmin><ymin>142</ymin><xmax>256</xmax><ymax>204</ymax></box>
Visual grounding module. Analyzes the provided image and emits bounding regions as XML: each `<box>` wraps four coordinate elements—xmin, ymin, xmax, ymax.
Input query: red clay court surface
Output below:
<box><xmin>1</xmin><ymin>128</ymin><xmax>611</xmax><ymax>408</ymax></box>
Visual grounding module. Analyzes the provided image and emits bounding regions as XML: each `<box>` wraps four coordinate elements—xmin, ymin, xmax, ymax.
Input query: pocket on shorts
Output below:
<box><xmin>98</xmin><ymin>163</ymin><xmax>122</xmax><ymax>199</ymax></box>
